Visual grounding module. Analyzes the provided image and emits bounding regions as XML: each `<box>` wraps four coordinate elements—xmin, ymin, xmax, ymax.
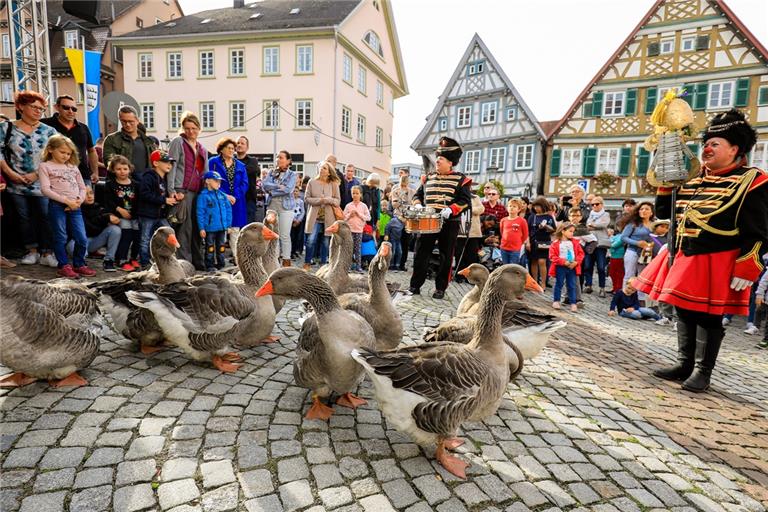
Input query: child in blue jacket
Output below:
<box><xmin>197</xmin><ymin>171</ymin><xmax>233</xmax><ymax>271</ymax></box>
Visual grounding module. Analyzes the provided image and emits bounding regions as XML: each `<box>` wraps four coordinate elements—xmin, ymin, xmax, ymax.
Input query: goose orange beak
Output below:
<box><xmin>262</xmin><ymin>226</ymin><xmax>279</xmax><ymax>241</ymax></box>
<box><xmin>255</xmin><ymin>280</ymin><xmax>274</xmax><ymax>297</ymax></box>
<box><xmin>380</xmin><ymin>243</ymin><xmax>390</xmax><ymax>257</ymax></box>
<box><xmin>458</xmin><ymin>267</ymin><xmax>471</xmax><ymax>278</ymax></box>
<box><xmin>166</xmin><ymin>234</ymin><xmax>180</xmax><ymax>248</ymax></box>
<box><xmin>525</xmin><ymin>274</ymin><xmax>544</xmax><ymax>293</ymax></box>
<box><xmin>325</xmin><ymin>223</ymin><xmax>339</xmax><ymax>235</ymax></box>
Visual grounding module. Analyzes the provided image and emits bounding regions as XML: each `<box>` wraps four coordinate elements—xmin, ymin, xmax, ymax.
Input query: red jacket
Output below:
<box><xmin>548</xmin><ymin>238</ymin><xmax>585</xmax><ymax>277</ymax></box>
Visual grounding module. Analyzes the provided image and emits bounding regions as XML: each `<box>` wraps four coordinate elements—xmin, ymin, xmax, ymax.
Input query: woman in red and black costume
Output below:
<box><xmin>635</xmin><ymin>108</ymin><xmax>768</xmax><ymax>392</ymax></box>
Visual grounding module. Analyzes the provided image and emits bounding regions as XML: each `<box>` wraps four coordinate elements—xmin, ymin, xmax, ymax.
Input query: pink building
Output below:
<box><xmin>113</xmin><ymin>0</ymin><xmax>408</xmax><ymax>180</ymax></box>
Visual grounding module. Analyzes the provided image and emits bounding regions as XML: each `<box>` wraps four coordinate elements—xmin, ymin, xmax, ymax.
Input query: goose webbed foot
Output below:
<box><xmin>140</xmin><ymin>343</ymin><xmax>164</xmax><ymax>355</ymax></box>
<box><xmin>221</xmin><ymin>352</ymin><xmax>242</xmax><ymax>362</ymax></box>
<box><xmin>0</xmin><ymin>372</ymin><xmax>38</xmax><ymax>387</ymax></box>
<box><xmin>305</xmin><ymin>395</ymin><xmax>334</xmax><ymax>420</ymax></box>
<box><xmin>211</xmin><ymin>355</ymin><xmax>242</xmax><ymax>373</ymax></box>
<box><xmin>336</xmin><ymin>392</ymin><xmax>367</xmax><ymax>409</ymax></box>
<box><xmin>436</xmin><ymin>439</ymin><xmax>469</xmax><ymax>479</ymax></box>
<box><xmin>443</xmin><ymin>437</ymin><xmax>465</xmax><ymax>450</ymax></box>
<box><xmin>49</xmin><ymin>372</ymin><xmax>88</xmax><ymax>388</ymax></box>
<box><xmin>259</xmin><ymin>335</ymin><xmax>280</xmax><ymax>344</ymax></box>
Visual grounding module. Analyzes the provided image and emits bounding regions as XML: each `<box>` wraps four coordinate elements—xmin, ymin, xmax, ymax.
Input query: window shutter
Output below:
<box><xmin>695</xmin><ymin>35</ymin><xmax>710</xmax><ymax>51</ymax></box>
<box><xmin>618</xmin><ymin>147</ymin><xmax>632</xmax><ymax>177</ymax></box>
<box><xmin>682</xmin><ymin>83</ymin><xmax>695</xmax><ymax>106</ymax></box>
<box><xmin>550</xmin><ymin>148</ymin><xmax>561</xmax><ymax>177</ymax></box>
<box><xmin>647</xmin><ymin>42</ymin><xmax>660</xmax><ymax>57</ymax></box>
<box><xmin>683</xmin><ymin>143</ymin><xmax>699</xmax><ymax>171</ymax></box>
<box><xmin>582</xmin><ymin>148</ymin><xmax>597</xmax><ymax>177</ymax></box>
<box><xmin>624</xmin><ymin>89</ymin><xmax>637</xmax><ymax>116</ymax></box>
<box><xmin>735</xmin><ymin>78</ymin><xmax>750</xmax><ymax>107</ymax></box>
<box><xmin>591</xmin><ymin>91</ymin><xmax>603</xmax><ymax>118</ymax></box>
<box><xmin>645</xmin><ymin>87</ymin><xmax>658</xmax><ymax>114</ymax></box>
<box><xmin>582</xmin><ymin>102</ymin><xmax>593</xmax><ymax>118</ymax></box>
<box><xmin>759</xmin><ymin>86</ymin><xmax>768</xmax><ymax>106</ymax></box>
<box><xmin>636</xmin><ymin>148</ymin><xmax>650</xmax><ymax>176</ymax></box>
<box><xmin>693</xmin><ymin>82</ymin><xmax>708</xmax><ymax>110</ymax></box>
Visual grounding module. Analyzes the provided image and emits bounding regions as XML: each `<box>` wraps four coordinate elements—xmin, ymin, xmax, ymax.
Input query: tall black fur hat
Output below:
<box><xmin>435</xmin><ymin>136</ymin><xmax>463</xmax><ymax>166</ymax></box>
<box><xmin>703</xmin><ymin>108</ymin><xmax>757</xmax><ymax>157</ymax></box>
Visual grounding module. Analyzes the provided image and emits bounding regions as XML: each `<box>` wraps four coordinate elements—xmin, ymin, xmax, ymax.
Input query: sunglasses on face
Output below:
<box><xmin>60</xmin><ymin>105</ymin><xmax>78</xmax><ymax>112</ymax></box>
<box><xmin>591</xmin><ymin>203</ymin><xmax>602</xmax><ymax>206</ymax></box>
<box><xmin>487</xmin><ymin>192</ymin><xmax>498</xmax><ymax>196</ymax></box>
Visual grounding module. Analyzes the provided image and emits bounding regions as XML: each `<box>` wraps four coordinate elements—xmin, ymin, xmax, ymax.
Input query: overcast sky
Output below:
<box><xmin>178</xmin><ymin>0</ymin><xmax>768</xmax><ymax>165</ymax></box>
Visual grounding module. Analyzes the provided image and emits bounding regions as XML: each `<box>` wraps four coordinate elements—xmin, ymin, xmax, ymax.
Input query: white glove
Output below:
<box><xmin>730</xmin><ymin>277</ymin><xmax>752</xmax><ymax>292</ymax></box>
<box><xmin>440</xmin><ymin>207</ymin><xmax>452</xmax><ymax>219</ymax></box>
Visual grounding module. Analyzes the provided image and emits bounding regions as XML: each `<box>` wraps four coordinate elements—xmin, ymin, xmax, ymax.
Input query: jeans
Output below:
<box><xmin>623</xmin><ymin>248</ymin><xmax>646</xmax><ymax>300</ymax></box>
<box><xmin>304</xmin><ymin>221</ymin><xmax>329</xmax><ymax>264</ymax></box>
<box><xmin>272</xmin><ymin>201</ymin><xmax>295</xmax><ymax>260</ymax></box>
<box><xmin>246</xmin><ymin>199</ymin><xmax>265</xmax><ymax>224</ymax></box>
<box><xmin>501</xmin><ymin>249</ymin><xmax>523</xmax><ymax>265</ymax></box>
<box><xmin>138</xmin><ymin>217</ymin><xmax>170</xmax><ymax>266</ymax></box>
<box><xmin>389</xmin><ymin>237</ymin><xmax>402</xmax><ymax>268</ymax></box>
<box><xmin>9</xmin><ymin>193</ymin><xmax>52</xmax><ymax>251</ymax></box>
<box><xmin>88</xmin><ymin>225</ymin><xmax>121</xmax><ymax>261</ymax></box>
<box><xmin>620</xmin><ymin>307</ymin><xmax>661</xmax><ymax>320</ymax></box>
<box><xmin>399</xmin><ymin>231</ymin><xmax>410</xmax><ymax>269</ymax></box>
<box><xmin>49</xmin><ymin>201</ymin><xmax>88</xmax><ymax>268</ymax></box>
<box><xmin>583</xmin><ymin>247</ymin><xmax>608</xmax><ymax>288</ymax></box>
<box><xmin>205</xmin><ymin>230</ymin><xmax>227</xmax><ymax>270</ymax></box>
<box><xmin>553</xmin><ymin>265</ymin><xmax>577</xmax><ymax>304</ymax></box>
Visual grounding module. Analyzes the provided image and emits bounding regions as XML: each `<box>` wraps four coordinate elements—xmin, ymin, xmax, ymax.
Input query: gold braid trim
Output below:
<box><xmin>735</xmin><ymin>241</ymin><xmax>763</xmax><ymax>267</ymax></box>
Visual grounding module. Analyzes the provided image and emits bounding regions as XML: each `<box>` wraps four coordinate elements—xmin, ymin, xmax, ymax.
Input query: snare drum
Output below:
<box><xmin>404</xmin><ymin>206</ymin><xmax>443</xmax><ymax>234</ymax></box>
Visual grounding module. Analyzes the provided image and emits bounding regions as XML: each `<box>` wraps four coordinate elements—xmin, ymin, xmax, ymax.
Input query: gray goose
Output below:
<box><xmin>1</xmin><ymin>275</ymin><xmax>100</xmax><ymax>323</ymax></box>
<box><xmin>455</xmin><ymin>263</ymin><xmax>488</xmax><ymax>316</ymax></box>
<box><xmin>256</xmin><ymin>268</ymin><xmax>376</xmax><ymax>420</ymax></box>
<box><xmin>126</xmin><ymin>223</ymin><xmax>279</xmax><ymax>373</ymax></box>
<box><xmin>0</xmin><ymin>295</ymin><xmax>99</xmax><ymax>388</ymax></box>
<box><xmin>352</xmin><ymin>264</ymin><xmax>529</xmax><ymax>478</ymax></box>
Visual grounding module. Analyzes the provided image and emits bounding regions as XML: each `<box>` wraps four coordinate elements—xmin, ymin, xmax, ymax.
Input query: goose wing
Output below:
<box><xmin>501</xmin><ymin>302</ymin><xmax>557</xmax><ymax>327</ymax></box>
<box><xmin>2</xmin><ymin>277</ymin><xmax>99</xmax><ymax>318</ymax></box>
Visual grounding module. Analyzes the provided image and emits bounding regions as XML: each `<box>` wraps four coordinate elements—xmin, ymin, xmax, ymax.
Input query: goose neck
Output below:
<box><xmin>468</xmin><ymin>288</ymin><xmax>506</xmax><ymax>351</ymax></box>
<box><xmin>240</xmin><ymin>248</ymin><xmax>268</xmax><ymax>286</ymax></box>
<box><xmin>304</xmin><ymin>281</ymin><xmax>340</xmax><ymax>315</ymax></box>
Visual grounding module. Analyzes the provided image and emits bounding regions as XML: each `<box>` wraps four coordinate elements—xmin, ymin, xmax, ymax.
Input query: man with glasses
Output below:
<box><xmin>482</xmin><ymin>187</ymin><xmax>507</xmax><ymax>221</ymax></box>
<box><xmin>568</xmin><ymin>184</ymin><xmax>590</xmax><ymax>224</ymax></box>
<box><xmin>103</xmin><ymin>105</ymin><xmax>156</xmax><ymax>174</ymax></box>
<box><xmin>42</xmin><ymin>95</ymin><xmax>99</xmax><ymax>188</ymax></box>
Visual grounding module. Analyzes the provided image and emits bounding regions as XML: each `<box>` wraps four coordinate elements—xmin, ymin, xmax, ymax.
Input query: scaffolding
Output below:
<box><xmin>6</xmin><ymin>0</ymin><xmax>53</xmax><ymax>106</ymax></box>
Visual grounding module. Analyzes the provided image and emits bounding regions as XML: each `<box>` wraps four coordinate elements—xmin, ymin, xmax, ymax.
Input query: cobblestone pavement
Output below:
<box><xmin>1</xmin><ymin>258</ymin><xmax>767</xmax><ymax>512</ymax></box>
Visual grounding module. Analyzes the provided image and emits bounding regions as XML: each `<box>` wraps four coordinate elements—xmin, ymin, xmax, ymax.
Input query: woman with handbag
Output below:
<box><xmin>620</xmin><ymin>201</ymin><xmax>655</xmax><ymax>301</ymax></box>
<box><xmin>263</xmin><ymin>150</ymin><xmax>298</xmax><ymax>266</ymax></box>
<box><xmin>302</xmin><ymin>160</ymin><xmax>340</xmax><ymax>270</ymax></box>
<box><xmin>528</xmin><ymin>196</ymin><xmax>556</xmax><ymax>288</ymax></box>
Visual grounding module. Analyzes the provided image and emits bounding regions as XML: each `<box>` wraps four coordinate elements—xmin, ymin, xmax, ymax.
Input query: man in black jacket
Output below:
<box><xmin>237</xmin><ymin>136</ymin><xmax>265</xmax><ymax>223</ymax></box>
<box><xmin>136</xmin><ymin>150</ymin><xmax>178</xmax><ymax>269</ymax></box>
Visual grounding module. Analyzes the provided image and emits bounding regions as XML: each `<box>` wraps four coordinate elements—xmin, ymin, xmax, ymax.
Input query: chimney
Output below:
<box><xmin>234</xmin><ymin>0</ymin><xmax>245</xmax><ymax>7</ymax></box>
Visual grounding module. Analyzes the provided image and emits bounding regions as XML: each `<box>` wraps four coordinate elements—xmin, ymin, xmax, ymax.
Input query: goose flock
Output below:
<box><xmin>0</xmin><ymin>218</ymin><xmax>566</xmax><ymax>478</ymax></box>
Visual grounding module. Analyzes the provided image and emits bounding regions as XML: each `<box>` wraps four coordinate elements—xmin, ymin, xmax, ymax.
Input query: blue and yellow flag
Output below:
<box><xmin>64</xmin><ymin>48</ymin><xmax>101</xmax><ymax>139</ymax></box>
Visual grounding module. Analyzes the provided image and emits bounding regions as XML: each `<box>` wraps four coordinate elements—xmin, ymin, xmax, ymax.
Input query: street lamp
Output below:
<box><xmin>160</xmin><ymin>135</ymin><xmax>171</xmax><ymax>151</ymax></box>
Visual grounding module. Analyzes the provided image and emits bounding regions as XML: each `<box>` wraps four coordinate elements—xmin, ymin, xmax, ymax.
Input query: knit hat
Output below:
<box><xmin>702</xmin><ymin>108</ymin><xmax>757</xmax><ymax>157</ymax></box>
<box><xmin>435</xmin><ymin>136</ymin><xmax>463</xmax><ymax>166</ymax></box>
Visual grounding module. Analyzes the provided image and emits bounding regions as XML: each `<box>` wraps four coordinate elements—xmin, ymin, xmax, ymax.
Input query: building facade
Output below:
<box><xmin>113</xmin><ymin>0</ymin><xmax>408</xmax><ymax>180</ymax></box>
<box><xmin>389</xmin><ymin>162</ymin><xmax>421</xmax><ymax>187</ymax></box>
<box><xmin>411</xmin><ymin>34</ymin><xmax>546</xmax><ymax>198</ymax></box>
<box><xmin>544</xmin><ymin>0</ymin><xmax>768</xmax><ymax>206</ymax></box>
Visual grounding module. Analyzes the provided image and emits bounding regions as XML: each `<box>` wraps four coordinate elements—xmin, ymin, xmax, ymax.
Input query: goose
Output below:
<box><xmin>256</xmin><ymin>267</ymin><xmax>376</xmax><ymax>420</ymax></box>
<box><xmin>126</xmin><ymin>222</ymin><xmax>279</xmax><ymax>373</ymax></box>
<box><xmin>455</xmin><ymin>264</ymin><xmax>488</xmax><ymax>316</ymax></box>
<box><xmin>1</xmin><ymin>275</ymin><xmax>100</xmax><ymax>322</ymax></box>
<box><xmin>351</xmin><ymin>264</ymin><xmax>530</xmax><ymax>478</ymax></box>
<box><xmin>0</xmin><ymin>295</ymin><xmax>99</xmax><ymax>388</ymax></box>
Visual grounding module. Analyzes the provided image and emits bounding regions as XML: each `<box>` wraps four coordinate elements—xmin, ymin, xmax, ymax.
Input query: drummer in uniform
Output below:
<box><xmin>408</xmin><ymin>137</ymin><xmax>472</xmax><ymax>299</ymax></box>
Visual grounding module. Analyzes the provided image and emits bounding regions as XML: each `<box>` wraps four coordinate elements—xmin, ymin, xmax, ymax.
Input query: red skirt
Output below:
<box><xmin>633</xmin><ymin>248</ymin><xmax>749</xmax><ymax>316</ymax></box>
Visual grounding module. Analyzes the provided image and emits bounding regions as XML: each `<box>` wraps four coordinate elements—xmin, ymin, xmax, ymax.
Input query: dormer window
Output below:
<box><xmin>64</xmin><ymin>29</ymin><xmax>78</xmax><ymax>49</ymax></box>
<box><xmin>363</xmin><ymin>31</ymin><xmax>383</xmax><ymax>58</ymax></box>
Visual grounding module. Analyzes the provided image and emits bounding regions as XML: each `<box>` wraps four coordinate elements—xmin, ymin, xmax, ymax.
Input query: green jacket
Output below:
<box><xmin>102</xmin><ymin>129</ymin><xmax>156</xmax><ymax>171</ymax></box>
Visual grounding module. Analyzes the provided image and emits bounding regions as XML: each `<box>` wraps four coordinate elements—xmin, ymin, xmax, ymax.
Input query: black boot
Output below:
<box><xmin>653</xmin><ymin>319</ymin><xmax>696</xmax><ymax>381</ymax></box>
<box><xmin>681</xmin><ymin>325</ymin><xmax>724</xmax><ymax>393</ymax></box>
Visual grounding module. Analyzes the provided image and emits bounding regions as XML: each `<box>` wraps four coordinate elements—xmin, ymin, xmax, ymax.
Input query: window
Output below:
<box><xmin>375</xmin><ymin>127</ymin><xmax>383</xmax><ymax>152</ymax></box>
<box><xmin>597</xmin><ymin>148</ymin><xmax>620</xmax><ymax>174</ymax></box>
<box><xmin>389</xmin><ymin>96</ymin><xmax>394</xmax><ymax>114</ymax></box>
<box><xmin>1</xmin><ymin>81</ymin><xmax>12</xmax><ymax>102</ymax></box>
<box><xmin>603</xmin><ymin>91</ymin><xmax>625</xmax><ymax>116</ymax></box>
<box><xmin>467</xmin><ymin>60</ymin><xmax>484</xmax><ymax>76</ymax></box>
<box><xmin>357</xmin><ymin>66</ymin><xmax>367</xmax><ymax>94</ymax></box>
<box><xmin>229</xmin><ymin>48</ymin><xmax>244</xmax><ymax>76</ymax></box>
<box><xmin>199</xmin><ymin>50</ymin><xmax>214</xmax><ymax>77</ymax></box>
<box><xmin>456</xmin><ymin>106</ymin><xmax>471</xmax><ymax>128</ymax></box>
<box><xmin>708</xmin><ymin>80</ymin><xmax>734</xmax><ymax>109</ymax></box>
<box><xmin>263</xmin><ymin>100</ymin><xmax>279</xmax><ymax>128</ymax></box>
<box><xmin>113</xmin><ymin>45</ymin><xmax>123</xmax><ymax>63</ymax></box>
<box><xmin>200</xmin><ymin>102</ymin><xmax>215</xmax><ymax>129</ymax></box>
<box><xmin>481</xmin><ymin>102</ymin><xmax>497</xmax><ymax>124</ymax></box>
<box><xmin>660</xmin><ymin>39</ymin><xmax>674</xmax><ymax>54</ymax></box>
<box><xmin>263</xmin><ymin>46</ymin><xmax>279</xmax><ymax>74</ymax></box>
<box><xmin>51</xmin><ymin>80</ymin><xmax>58</xmax><ymax>103</ymax></box>
<box><xmin>155</xmin><ymin>17</ymin><xmax>163</xmax><ymax>25</ymax></box>
<box><xmin>438</xmin><ymin>118</ymin><xmax>447</xmax><ymax>131</ymax></box>
<box><xmin>341</xmin><ymin>107</ymin><xmax>351</xmax><ymax>136</ymax></box>
<box><xmin>363</xmin><ymin>31</ymin><xmax>383</xmax><ymax>58</ymax></box>
<box><xmin>230</xmin><ymin>102</ymin><xmax>245</xmax><ymax>129</ymax></box>
<box><xmin>65</xmin><ymin>30</ymin><xmax>78</xmax><ymax>49</ymax></box>
<box><xmin>167</xmin><ymin>52</ymin><xmax>182</xmax><ymax>79</ymax></box>
<box><xmin>139</xmin><ymin>53</ymin><xmax>153</xmax><ymax>79</ymax></box>
<box><xmin>751</xmin><ymin>141</ymin><xmax>768</xmax><ymax>169</ymax></box>
<box><xmin>296</xmin><ymin>99</ymin><xmax>312</xmax><ymax>128</ymax></box>
<box><xmin>169</xmin><ymin>103</ymin><xmax>183</xmax><ymax>130</ymax></box>
<box><xmin>560</xmin><ymin>148</ymin><xmax>582</xmax><ymax>177</ymax></box>
<box><xmin>515</xmin><ymin>144</ymin><xmax>534</xmax><ymax>170</ymax></box>
<box><xmin>141</xmin><ymin>104</ymin><xmax>155</xmax><ymax>130</ymax></box>
<box><xmin>464</xmin><ymin>150</ymin><xmax>481</xmax><ymax>173</ymax></box>
<box><xmin>681</xmin><ymin>36</ymin><xmax>696</xmax><ymax>52</ymax></box>
<box><xmin>136</xmin><ymin>17</ymin><xmax>143</xmax><ymax>28</ymax></box>
<box><xmin>296</xmin><ymin>45</ymin><xmax>313</xmax><ymax>73</ymax></box>
<box><xmin>376</xmin><ymin>81</ymin><xmax>384</xmax><ymax>107</ymax></box>
<box><xmin>342</xmin><ymin>53</ymin><xmax>352</xmax><ymax>84</ymax></box>
<box><xmin>356</xmin><ymin>114</ymin><xmax>366</xmax><ymax>142</ymax></box>
<box><xmin>506</xmin><ymin>106</ymin><xmax>517</xmax><ymax>122</ymax></box>
<box><xmin>2</xmin><ymin>34</ymin><xmax>10</xmax><ymax>58</ymax></box>
<box><xmin>489</xmin><ymin>147</ymin><xmax>507</xmax><ymax>170</ymax></box>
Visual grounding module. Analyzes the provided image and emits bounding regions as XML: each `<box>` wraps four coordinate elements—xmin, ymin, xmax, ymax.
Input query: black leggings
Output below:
<box><xmin>116</xmin><ymin>228</ymin><xmax>140</xmax><ymax>263</ymax></box>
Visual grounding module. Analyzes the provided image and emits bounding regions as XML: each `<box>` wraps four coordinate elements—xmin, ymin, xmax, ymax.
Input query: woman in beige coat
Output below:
<box><xmin>455</xmin><ymin>193</ymin><xmax>485</xmax><ymax>280</ymax></box>
<box><xmin>303</xmin><ymin>161</ymin><xmax>341</xmax><ymax>270</ymax></box>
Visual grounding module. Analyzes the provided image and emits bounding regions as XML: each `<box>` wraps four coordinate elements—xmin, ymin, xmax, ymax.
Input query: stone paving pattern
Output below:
<box><xmin>1</xmin><ymin>259</ymin><xmax>767</xmax><ymax>512</ymax></box>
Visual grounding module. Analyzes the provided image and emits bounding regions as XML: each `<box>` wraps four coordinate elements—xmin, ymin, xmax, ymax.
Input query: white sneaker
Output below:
<box><xmin>744</xmin><ymin>324</ymin><xmax>759</xmax><ymax>335</ymax></box>
<box><xmin>672</xmin><ymin>321</ymin><xmax>678</xmax><ymax>332</ymax></box>
<box><xmin>722</xmin><ymin>317</ymin><xmax>731</xmax><ymax>327</ymax></box>
<box><xmin>655</xmin><ymin>317</ymin><xmax>671</xmax><ymax>326</ymax></box>
<box><xmin>39</xmin><ymin>253</ymin><xmax>59</xmax><ymax>267</ymax></box>
<box><xmin>20</xmin><ymin>252</ymin><xmax>40</xmax><ymax>265</ymax></box>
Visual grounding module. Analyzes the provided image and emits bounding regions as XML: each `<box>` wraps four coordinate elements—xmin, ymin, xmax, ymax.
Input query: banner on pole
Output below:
<box><xmin>64</xmin><ymin>48</ymin><xmax>101</xmax><ymax>139</ymax></box>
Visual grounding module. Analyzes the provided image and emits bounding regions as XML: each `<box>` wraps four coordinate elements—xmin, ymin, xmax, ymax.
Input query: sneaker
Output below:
<box><xmin>756</xmin><ymin>340</ymin><xmax>768</xmax><ymax>349</ymax></box>
<box><xmin>744</xmin><ymin>324</ymin><xmax>759</xmax><ymax>335</ymax></box>
<box><xmin>120</xmin><ymin>262</ymin><xmax>135</xmax><ymax>272</ymax></box>
<box><xmin>584</xmin><ymin>286</ymin><xmax>593</xmax><ymax>294</ymax></box>
<box><xmin>103</xmin><ymin>260</ymin><xmax>116</xmax><ymax>272</ymax></box>
<box><xmin>130</xmin><ymin>259</ymin><xmax>141</xmax><ymax>269</ymax></box>
<box><xmin>74</xmin><ymin>265</ymin><xmax>97</xmax><ymax>277</ymax></box>
<box><xmin>598</xmin><ymin>288</ymin><xmax>606</xmax><ymax>298</ymax></box>
<box><xmin>57</xmin><ymin>264</ymin><xmax>79</xmax><ymax>279</ymax></box>
<box><xmin>40</xmin><ymin>253</ymin><xmax>58</xmax><ymax>267</ymax></box>
<box><xmin>20</xmin><ymin>252</ymin><xmax>40</xmax><ymax>265</ymax></box>
<box><xmin>408</xmin><ymin>287</ymin><xmax>420</xmax><ymax>295</ymax></box>
<box><xmin>722</xmin><ymin>317</ymin><xmax>731</xmax><ymax>326</ymax></box>
<box><xmin>432</xmin><ymin>290</ymin><xmax>445</xmax><ymax>299</ymax></box>
<box><xmin>570</xmin><ymin>304</ymin><xmax>578</xmax><ymax>313</ymax></box>
<box><xmin>655</xmin><ymin>317</ymin><xmax>671</xmax><ymax>326</ymax></box>
<box><xmin>672</xmin><ymin>321</ymin><xmax>678</xmax><ymax>332</ymax></box>
<box><xmin>552</xmin><ymin>302</ymin><xmax>561</xmax><ymax>310</ymax></box>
